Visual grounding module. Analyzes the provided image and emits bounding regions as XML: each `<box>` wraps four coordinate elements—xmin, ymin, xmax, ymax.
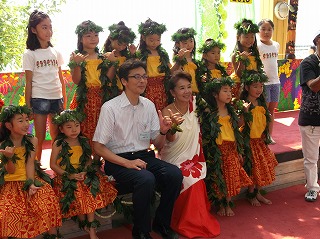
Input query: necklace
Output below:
<box><xmin>173</xmin><ymin>101</ymin><xmax>188</xmax><ymax>116</ymax></box>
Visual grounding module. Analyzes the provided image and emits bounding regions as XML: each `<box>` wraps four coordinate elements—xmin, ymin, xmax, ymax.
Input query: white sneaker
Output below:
<box><xmin>305</xmin><ymin>190</ymin><xmax>318</xmax><ymax>202</ymax></box>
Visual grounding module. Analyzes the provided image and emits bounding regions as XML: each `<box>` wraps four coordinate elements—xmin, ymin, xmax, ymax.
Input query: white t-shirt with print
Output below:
<box><xmin>23</xmin><ymin>47</ymin><xmax>64</xmax><ymax>99</ymax></box>
<box><xmin>258</xmin><ymin>40</ymin><xmax>280</xmax><ymax>85</ymax></box>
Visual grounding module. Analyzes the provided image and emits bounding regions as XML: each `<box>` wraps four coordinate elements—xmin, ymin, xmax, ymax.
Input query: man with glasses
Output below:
<box><xmin>93</xmin><ymin>59</ymin><xmax>182</xmax><ymax>239</ymax></box>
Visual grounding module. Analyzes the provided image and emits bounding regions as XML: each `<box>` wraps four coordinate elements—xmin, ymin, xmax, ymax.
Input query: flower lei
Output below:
<box><xmin>69</xmin><ymin>51</ymin><xmax>119</xmax><ymax>115</ymax></box>
<box><xmin>75</xmin><ymin>20</ymin><xmax>103</xmax><ymax>36</ymax></box>
<box><xmin>108</xmin><ymin>23</ymin><xmax>136</xmax><ymax>44</ymax></box>
<box><xmin>138</xmin><ymin>20</ymin><xmax>167</xmax><ymax>36</ymax></box>
<box><xmin>0</xmin><ymin>135</ymin><xmax>51</xmax><ymax>187</ymax></box>
<box><xmin>55</xmin><ymin>134</ymin><xmax>101</xmax><ymax>214</ymax></box>
<box><xmin>171</xmin><ymin>28</ymin><xmax>197</xmax><ymax>42</ymax></box>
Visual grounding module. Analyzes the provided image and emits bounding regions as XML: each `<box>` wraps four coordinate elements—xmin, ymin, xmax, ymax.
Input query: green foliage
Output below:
<box><xmin>0</xmin><ymin>0</ymin><xmax>66</xmax><ymax>71</ymax></box>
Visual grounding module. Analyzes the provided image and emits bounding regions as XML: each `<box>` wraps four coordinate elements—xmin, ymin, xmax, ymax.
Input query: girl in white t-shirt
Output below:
<box><xmin>257</xmin><ymin>19</ymin><xmax>280</xmax><ymax>144</ymax></box>
<box><xmin>23</xmin><ymin>10</ymin><xmax>66</xmax><ymax>161</ymax></box>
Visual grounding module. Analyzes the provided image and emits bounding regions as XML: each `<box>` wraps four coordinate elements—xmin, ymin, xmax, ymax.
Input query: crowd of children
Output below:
<box><xmin>0</xmin><ymin>8</ymin><xmax>281</xmax><ymax>239</ymax></box>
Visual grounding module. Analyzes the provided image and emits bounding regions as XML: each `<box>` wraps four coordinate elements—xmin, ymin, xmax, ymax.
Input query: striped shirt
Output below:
<box><xmin>93</xmin><ymin>92</ymin><xmax>160</xmax><ymax>154</ymax></box>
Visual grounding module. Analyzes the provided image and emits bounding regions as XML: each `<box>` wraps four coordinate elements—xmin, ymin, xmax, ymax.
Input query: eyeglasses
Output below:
<box><xmin>128</xmin><ymin>74</ymin><xmax>148</xmax><ymax>80</ymax></box>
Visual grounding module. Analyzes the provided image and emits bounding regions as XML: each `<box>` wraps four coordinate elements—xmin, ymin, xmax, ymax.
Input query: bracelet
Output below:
<box><xmin>68</xmin><ymin>60</ymin><xmax>83</xmax><ymax>69</ymax></box>
<box><xmin>173</xmin><ymin>55</ymin><xmax>188</xmax><ymax>66</ymax></box>
<box><xmin>160</xmin><ymin>130</ymin><xmax>168</xmax><ymax>136</ymax></box>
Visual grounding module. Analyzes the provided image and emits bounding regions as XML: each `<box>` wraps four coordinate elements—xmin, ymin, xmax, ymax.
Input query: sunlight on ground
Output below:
<box><xmin>274</xmin><ymin>117</ymin><xmax>295</xmax><ymax>127</ymax></box>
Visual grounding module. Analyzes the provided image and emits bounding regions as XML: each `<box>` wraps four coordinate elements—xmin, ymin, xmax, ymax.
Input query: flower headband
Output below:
<box><xmin>0</xmin><ymin>105</ymin><xmax>31</xmax><ymax>123</ymax></box>
<box><xmin>171</xmin><ymin>28</ymin><xmax>197</xmax><ymax>42</ymax></box>
<box><xmin>75</xmin><ymin>20</ymin><xmax>103</xmax><ymax>36</ymax></box>
<box><xmin>108</xmin><ymin>23</ymin><xmax>136</xmax><ymax>44</ymax></box>
<box><xmin>53</xmin><ymin>110</ymin><xmax>85</xmax><ymax>126</ymax></box>
<box><xmin>234</xmin><ymin>19</ymin><xmax>259</xmax><ymax>35</ymax></box>
<box><xmin>241</xmin><ymin>70</ymin><xmax>268</xmax><ymax>85</ymax></box>
<box><xmin>138</xmin><ymin>19</ymin><xmax>167</xmax><ymax>36</ymax></box>
<box><xmin>198</xmin><ymin>39</ymin><xmax>225</xmax><ymax>53</ymax></box>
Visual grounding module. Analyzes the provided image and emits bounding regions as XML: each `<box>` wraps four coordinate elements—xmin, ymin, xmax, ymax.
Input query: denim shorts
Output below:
<box><xmin>31</xmin><ymin>98</ymin><xmax>63</xmax><ymax>115</ymax></box>
<box><xmin>264</xmin><ymin>84</ymin><xmax>280</xmax><ymax>103</ymax></box>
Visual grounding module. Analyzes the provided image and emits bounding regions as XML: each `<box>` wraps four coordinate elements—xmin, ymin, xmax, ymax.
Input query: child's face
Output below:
<box><xmin>144</xmin><ymin>34</ymin><xmax>161</xmax><ymax>50</ymax></box>
<box><xmin>216</xmin><ymin>85</ymin><xmax>232</xmax><ymax>104</ymax></box>
<box><xmin>110</xmin><ymin>39</ymin><xmax>127</xmax><ymax>52</ymax></box>
<box><xmin>81</xmin><ymin>31</ymin><xmax>99</xmax><ymax>50</ymax></box>
<box><xmin>178</xmin><ymin>38</ymin><xmax>195</xmax><ymax>52</ymax></box>
<box><xmin>59</xmin><ymin>121</ymin><xmax>81</xmax><ymax>139</ymax></box>
<box><xmin>170</xmin><ymin>78</ymin><xmax>192</xmax><ymax>102</ymax></box>
<box><xmin>259</xmin><ymin>22</ymin><xmax>273</xmax><ymax>43</ymax></box>
<box><xmin>32</xmin><ymin>17</ymin><xmax>52</xmax><ymax>43</ymax></box>
<box><xmin>238</xmin><ymin>32</ymin><xmax>255</xmax><ymax>50</ymax></box>
<box><xmin>203</xmin><ymin>46</ymin><xmax>221</xmax><ymax>65</ymax></box>
<box><xmin>247</xmin><ymin>82</ymin><xmax>264</xmax><ymax>99</ymax></box>
<box><xmin>7</xmin><ymin>114</ymin><xmax>30</xmax><ymax>136</ymax></box>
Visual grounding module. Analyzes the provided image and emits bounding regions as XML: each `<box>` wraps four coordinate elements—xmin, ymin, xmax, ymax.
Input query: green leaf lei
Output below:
<box><xmin>138</xmin><ymin>46</ymin><xmax>171</xmax><ymax>101</ymax></box>
<box><xmin>138</xmin><ymin>20</ymin><xmax>167</xmax><ymax>36</ymax></box>
<box><xmin>0</xmin><ymin>135</ymin><xmax>51</xmax><ymax>188</ymax></box>
<box><xmin>171</xmin><ymin>28</ymin><xmax>197</xmax><ymax>42</ymax></box>
<box><xmin>108</xmin><ymin>23</ymin><xmax>136</xmax><ymax>44</ymax></box>
<box><xmin>55</xmin><ymin>134</ymin><xmax>101</xmax><ymax>213</ymax></box>
<box><xmin>196</xmin><ymin>85</ymin><xmax>244</xmax><ymax>207</ymax></box>
<box><xmin>75</xmin><ymin>20</ymin><xmax>103</xmax><ymax>37</ymax></box>
<box><xmin>69</xmin><ymin>50</ymin><xmax>119</xmax><ymax>115</ymax></box>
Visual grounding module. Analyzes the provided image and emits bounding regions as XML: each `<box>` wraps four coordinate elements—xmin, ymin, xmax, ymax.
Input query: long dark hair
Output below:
<box><xmin>26</xmin><ymin>10</ymin><xmax>53</xmax><ymax>50</ymax></box>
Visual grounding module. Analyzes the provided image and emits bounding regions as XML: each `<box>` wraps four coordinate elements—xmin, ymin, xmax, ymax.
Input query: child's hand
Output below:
<box><xmin>177</xmin><ymin>48</ymin><xmax>190</xmax><ymax>59</ymax></box>
<box><xmin>104</xmin><ymin>50</ymin><xmax>118</xmax><ymax>62</ymax></box>
<box><xmin>71</xmin><ymin>52</ymin><xmax>88</xmax><ymax>64</ymax></box>
<box><xmin>128</xmin><ymin>44</ymin><xmax>137</xmax><ymax>55</ymax></box>
<box><xmin>79</xmin><ymin>172</ymin><xmax>87</xmax><ymax>180</ymax></box>
<box><xmin>242</xmin><ymin>101</ymin><xmax>251</xmax><ymax>113</ymax></box>
<box><xmin>29</xmin><ymin>184</ymin><xmax>40</xmax><ymax>196</ymax></box>
<box><xmin>239</xmin><ymin>51</ymin><xmax>251</xmax><ymax>60</ymax></box>
<box><xmin>0</xmin><ymin>146</ymin><xmax>15</xmax><ymax>159</ymax></box>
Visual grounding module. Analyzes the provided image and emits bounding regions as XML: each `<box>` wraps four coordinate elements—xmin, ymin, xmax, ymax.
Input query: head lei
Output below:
<box><xmin>198</xmin><ymin>38</ymin><xmax>225</xmax><ymax>53</ymax></box>
<box><xmin>171</xmin><ymin>28</ymin><xmax>197</xmax><ymax>42</ymax></box>
<box><xmin>204</xmin><ymin>77</ymin><xmax>234</xmax><ymax>96</ymax></box>
<box><xmin>53</xmin><ymin>110</ymin><xmax>85</xmax><ymax>126</ymax></box>
<box><xmin>108</xmin><ymin>23</ymin><xmax>136</xmax><ymax>44</ymax></box>
<box><xmin>242</xmin><ymin>70</ymin><xmax>268</xmax><ymax>85</ymax></box>
<box><xmin>138</xmin><ymin>19</ymin><xmax>167</xmax><ymax>36</ymax></box>
<box><xmin>0</xmin><ymin>105</ymin><xmax>31</xmax><ymax>123</ymax></box>
<box><xmin>234</xmin><ymin>19</ymin><xmax>259</xmax><ymax>35</ymax></box>
<box><xmin>75</xmin><ymin>20</ymin><xmax>103</xmax><ymax>37</ymax></box>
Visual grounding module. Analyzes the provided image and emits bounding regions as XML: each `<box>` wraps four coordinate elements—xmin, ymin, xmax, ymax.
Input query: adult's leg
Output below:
<box><xmin>104</xmin><ymin>160</ymin><xmax>155</xmax><ymax>233</ymax></box>
<box><xmin>143</xmin><ymin>151</ymin><xmax>183</xmax><ymax>228</ymax></box>
<box><xmin>300</xmin><ymin>125</ymin><xmax>320</xmax><ymax>191</ymax></box>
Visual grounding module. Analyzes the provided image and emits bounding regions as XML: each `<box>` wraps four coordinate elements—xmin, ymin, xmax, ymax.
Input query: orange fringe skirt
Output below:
<box><xmin>216</xmin><ymin>141</ymin><xmax>252</xmax><ymax>198</ymax></box>
<box><xmin>0</xmin><ymin>179</ymin><xmax>62</xmax><ymax>238</ymax></box>
<box><xmin>249</xmin><ymin>138</ymin><xmax>278</xmax><ymax>186</ymax></box>
<box><xmin>53</xmin><ymin>174</ymin><xmax>117</xmax><ymax>219</ymax></box>
<box><xmin>145</xmin><ymin>76</ymin><xmax>168</xmax><ymax>111</ymax></box>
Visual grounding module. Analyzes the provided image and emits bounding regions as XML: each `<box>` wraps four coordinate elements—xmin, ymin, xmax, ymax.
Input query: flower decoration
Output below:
<box><xmin>0</xmin><ymin>93</ymin><xmax>4</xmax><ymax>112</ymax></box>
<box><xmin>52</xmin><ymin>109</ymin><xmax>85</xmax><ymax>126</ymax></box>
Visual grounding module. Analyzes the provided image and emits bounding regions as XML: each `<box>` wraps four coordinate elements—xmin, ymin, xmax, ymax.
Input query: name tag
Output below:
<box><xmin>139</xmin><ymin>132</ymin><xmax>150</xmax><ymax>140</ymax></box>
